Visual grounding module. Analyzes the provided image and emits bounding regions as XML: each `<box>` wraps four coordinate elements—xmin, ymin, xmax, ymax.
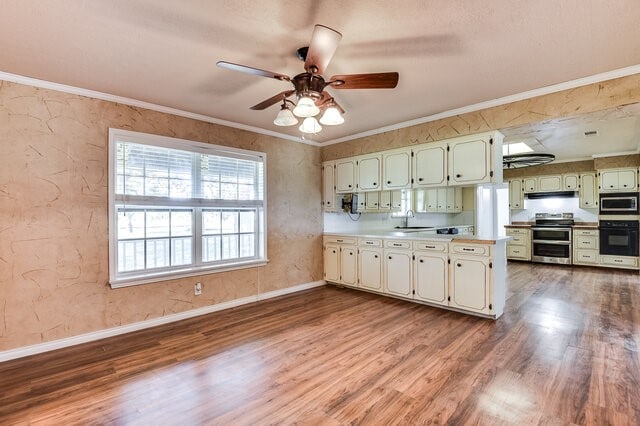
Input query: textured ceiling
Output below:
<box><xmin>1</xmin><ymin>0</ymin><xmax>640</xmax><ymax>147</ymax></box>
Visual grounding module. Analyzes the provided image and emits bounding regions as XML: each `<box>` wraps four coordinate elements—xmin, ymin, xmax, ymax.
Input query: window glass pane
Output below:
<box><xmin>171</xmin><ymin>211</ymin><xmax>192</xmax><ymax>237</ymax></box>
<box><xmin>203</xmin><ymin>211</ymin><xmax>221</xmax><ymax>234</ymax></box>
<box><xmin>171</xmin><ymin>237</ymin><xmax>192</xmax><ymax>265</ymax></box>
<box><xmin>221</xmin><ymin>183</ymin><xmax>237</xmax><ymax>200</ymax></box>
<box><xmin>146</xmin><ymin>238</ymin><xmax>170</xmax><ymax>268</ymax></box>
<box><xmin>239</xmin><ymin>211</ymin><xmax>255</xmax><ymax>233</ymax></box>
<box><xmin>124</xmin><ymin>176</ymin><xmax>144</xmax><ymax>195</ymax></box>
<box><xmin>118</xmin><ymin>240</ymin><xmax>145</xmax><ymax>272</ymax></box>
<box><xmin>202</xmin><ymin>235</ymin><xmax>221</xmax><ymax>262</ymax></box>
<box><xmin>202</xmin><ymin>181</ymin><xmax>220</xmax><ymax>199</ymax></box>
<box><xmin>117</xmin><ymin>210</ymin><xmax>145</xmax><ymax>240</ymax></box>
<box><xmin>221</xmin><ymin>211</ymin><xmax>238</xmax><ymax>234</ymax></box>
<box><xmin>240</xmin><ymin>234</ymin><xmax>255</xmax><ymax>258</ymax></box>
<box><xmin>221</xmin><ymin>235</ymin><xmax>238</xmax><ymax>260</ymax></box>
<box><xmin>169</xmin><ymin>178</ymin><xmax>192</xmax><ymax>198</ymax></box>
<box><xmin>146</xmin><ymin>211</ymin><xmax>170</xmax><ymax>238</ymax></box>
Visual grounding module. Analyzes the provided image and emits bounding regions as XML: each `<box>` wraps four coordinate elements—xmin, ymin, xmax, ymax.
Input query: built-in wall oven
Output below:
<box><xmin>531</xmin><ymin>213</ymin><xmax>574</xmax><ymax>265</ymax></box>
<box><xmin>599</xmin><ymin>192</ymin><xmax>639</xmax><ymax>215</ymax></box>
<box><xmin>599</xmin><ymin>220</ymin><xmax>639</xmax><ymax>256</ymax></box>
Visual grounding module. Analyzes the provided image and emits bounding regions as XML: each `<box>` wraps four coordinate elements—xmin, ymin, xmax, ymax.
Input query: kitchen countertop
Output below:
<box><xmin>324</xmin><ymin>230</ymin><xmax>509</xmax><ymax>245</ymax></box>
<box><xmin>505</xmin><ymin>221</ymin><xmax>599</xmax><ymax>229</ymax></box>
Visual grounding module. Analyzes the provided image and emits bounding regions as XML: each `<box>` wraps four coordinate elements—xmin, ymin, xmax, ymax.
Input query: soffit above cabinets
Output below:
<box><xmin>0</xmin><ymin>1</ymin><xmax>640</xmax><ymax>144</ymax></box>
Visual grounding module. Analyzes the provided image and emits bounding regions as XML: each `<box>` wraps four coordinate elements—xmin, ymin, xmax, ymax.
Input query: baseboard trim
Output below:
<box><xmin>0</xmin><ymin>280</ymin><xmax>326</xmax><ymax>363</ymax></box>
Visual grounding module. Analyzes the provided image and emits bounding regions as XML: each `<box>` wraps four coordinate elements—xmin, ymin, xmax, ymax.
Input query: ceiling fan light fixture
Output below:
<box><xmin>273</xmin><ymin>103</ymin><xmax>298</xmax><ymax>126</ymax></box>
<box><xmin>299</xmin><ymin>116</ymin><xmax>322</xmax><ymax>134</ymax></box>
<box><xmin>293</xmin><ymin>96</ymin><xmax>320</xmax><ymax>117</ymax></box>
<box><xmin>319</xmin><ymin>106</ymin><xmax>344</xmax><ymax>125</ymax></box>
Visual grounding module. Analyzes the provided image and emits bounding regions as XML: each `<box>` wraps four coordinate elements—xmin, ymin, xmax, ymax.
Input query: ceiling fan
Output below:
<box><xmin>217</xmin><ymin>24</ymin><xmax>399</xmax><ymax>134</ymax></box>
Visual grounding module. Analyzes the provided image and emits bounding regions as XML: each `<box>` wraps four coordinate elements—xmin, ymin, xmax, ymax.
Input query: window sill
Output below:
<box><xmin>109</xmin><ymin>259</ymin><xmax>269</xmax><ymax>289</ymax></box>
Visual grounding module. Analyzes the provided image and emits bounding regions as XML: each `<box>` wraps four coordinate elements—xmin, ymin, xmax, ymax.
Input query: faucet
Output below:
<box><xmin>402</xmin><ymin>209</ymin><xmax>415</xmax><ymax>228</ymax></box>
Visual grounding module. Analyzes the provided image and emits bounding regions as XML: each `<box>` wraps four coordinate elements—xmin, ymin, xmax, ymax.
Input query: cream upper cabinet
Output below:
<box><xmin>414</xmin><ymin>252</ymin><xmax>448</xmax><ymax>305</ymax></box>
<box><xmin>523</xmin><ymin>177</ymin><xmax>537</xmax><ymax>193</ymax></box>
<box><xmin>436</xmin><ymin>188</ymin><xmax>447</xmax><ymax>212</ymax></box>
<box><xmin>509</xmin><ymin>179</ymin><xmax>524</xmax><ymax>209</ymax></box>
<box><xmin>335</xmin><ymin>159</ymin><xmax>357</xmax><ymax>193</ymax></box>
<box><xmin>412</xmin><ymin>143</ymin><xmax>447</xmax><ymax>187</ymax></box>
<box><xmin>599</xmin><ymin>168</ymin><xmax>638</xmax><ymax>192</ymax></box>
<box><xmin>365</xmin><ymin>192</ymin><xmax>380</xmax><ymax>210</ymax></box>
<box><xmin>448</xmin><ymin>133</ymin><xmax>501</xmax><ymax>186</ymax></box>
<box><xmin>379</xmin><ymin>191</ymin><xmax>391</xmax><ymax>210</ymax></box>
<box><xmin>322</xmin><ymin>162</ymin><xmax>336</xmax><ymax>211</ymax></box>
<box><xmin>425</xmin><ymin>188</ymin><xmax>438</xmax><ymax>212</ymax></box>
<box><xmin>356</xmin><ymin>154</ymin><xmax>381</xmax><ymax>191</ymax></box>
<box><xmin>391</xmin><ymin>190</ymin><xmax>402</xmax><ymax>209</ymax></box>
<box><xmin>383</xmin><ymin>149</ymin><xmax>411</xmax><ymax>190</ymax></box>
<box><xmin>579</xmin><ymin>172</ymin><xmax>597</xmax><ymax>209</ymax></box>
<box><xmin>563</xmin><ymin>173</ymin><xmax>579</xmax><ymax>190</ymax></box>
<box><xmin>446</xmin><ymin>187</ymin><xmax>462</xmax><ymax>213</ymax></box>
<box><xmin>537</xmin><ymin>175</ymin><xmax>562</xmax><ymax>192</ymax></box>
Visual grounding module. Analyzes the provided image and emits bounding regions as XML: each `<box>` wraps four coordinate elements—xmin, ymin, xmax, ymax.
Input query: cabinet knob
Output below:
<box><xmin>332</xmin><ymin>250</ymin><xmax>336</xmax><ymax>253</ymax></box>
<box><xmin>348</xmin><ymin>184</ymin><xmax>352</xmax><ymax>188</ymax></box>
<box><xmin>388</xmin><ymin>256</ymin><xmax>392</xmax><ymax>259</ymax></box>
<box><xmin>387</xmin><ymin>181</ymin><xmax>391</xmax><ymax>184</ymax></box>
<box><xmin>419</xmin><ymin>259</ymin><xmax>424</xmax><ymax>263</ymax></box>
<box><xmin>456</xmin><ymin>174</ymin><xmax>462</xmax><ymax>178</ymax></box>
<box><xmin>349</xmin><ymin>252</ymin><xmax>353</xmax><ymax>256</ymax></box>
<box><xmin>418</xmin><ymin>178</ymin><xmax>423</xmax><ymax>182</ymax></box>
<box><xmin>373</xmin><ymin>182</ymin><xmax>377</xmax><ymax>186</ymax></box>
<box><xmin>456</xmin><ymin>263</ymin><xmax>462</xmax><ymax>267</ymax></box>
<box><xmin>374</xmin><ymin>255</ymin><xmax>378</xmax><ymax>258</ymax></box>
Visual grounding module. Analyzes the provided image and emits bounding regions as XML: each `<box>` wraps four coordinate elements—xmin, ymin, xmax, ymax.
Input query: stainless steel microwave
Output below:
<box><xmin>599</xmin><ymin>192</ymin><xmax>639</xmax><ymax>214</ymax></box>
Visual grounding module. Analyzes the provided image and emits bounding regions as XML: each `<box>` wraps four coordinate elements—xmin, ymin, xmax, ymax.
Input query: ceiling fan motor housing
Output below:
<box><xmin>292</xmin><ymin>73</ymin><xmax>327</xmax><ymax>99</ymax></box>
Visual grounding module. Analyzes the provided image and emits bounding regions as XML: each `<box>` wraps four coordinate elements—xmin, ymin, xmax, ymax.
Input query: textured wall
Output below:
<box><xmin>504</xmin><ymin>160</ymin><xmax>595</xmax><ymax>179</ymax></box>
<box><xmin>322</xmin><ymin>74</ymin><xmax>640</xmax><ymax>161</ymax></box>
<box><xmin>594</xmin><ymin>154</ymin><xmax>640</xmax><ymax>169</ymax></box>
<box><xmin>0</xmin><ymin>80</ymin><xmax>322</xmax><ymax>351</ymax></box>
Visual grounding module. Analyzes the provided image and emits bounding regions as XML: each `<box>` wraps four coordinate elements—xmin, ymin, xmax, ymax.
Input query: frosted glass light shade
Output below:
<box><xmin>273</xmin><ymin>107</ymin><xmax>298</xmax><ymax>126</ymax></box>
<box><xmin>292</xmin><ymin>96</ymin><xmax>320</xmax><ymax>117</ymax></box>
<box><xmin>299</xmin><ymin>117</ymin><xmax>322</xmax><ymax>134</ymax></box>
<box><xmin>319</xmin><ymin>106</ymin><xmax>344</xmax><ymax>125</ymax></box>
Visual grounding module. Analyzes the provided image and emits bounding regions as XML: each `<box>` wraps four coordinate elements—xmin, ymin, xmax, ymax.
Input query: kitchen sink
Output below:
<box><xmin>393</xmin><ymin>226</ymin><xmax>434</xmax><ymax>232</ymax></box>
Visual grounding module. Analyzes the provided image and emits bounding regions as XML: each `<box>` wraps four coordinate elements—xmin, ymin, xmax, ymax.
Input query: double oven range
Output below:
<box><xmin>531</xmin><ymin>213</ymin><xmax>574</xmax><ymax>264</ymax></box>
<box><xmin>599</xmin><ymin>192</ymin><xmax>639</xmax><ymax>257</ymax></box>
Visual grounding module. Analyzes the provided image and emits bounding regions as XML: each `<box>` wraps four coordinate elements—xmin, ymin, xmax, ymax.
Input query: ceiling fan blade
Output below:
<box><xmin>217</xmin><ymin>61</ymin><xmax>290</xmax><ymax>82</ymax></box>
<box><xmin>304</xmin><ymin>25</ymin><xmax>342</xmax><ymax>75</ymax></box>
<box><xmin>329</xmin><ymin>72</ymin><xmax>399</xmax><ymax>89</ymax></box>
<box><xmin>250</xmin><ymin>90</ymin><xmax>295</xmax><ymax>110</ymax></box>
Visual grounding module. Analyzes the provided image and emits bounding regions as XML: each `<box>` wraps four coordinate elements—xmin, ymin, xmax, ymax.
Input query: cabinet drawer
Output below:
<box><xmin>413</xmin><ymin>241</ymin><xmax>448</xmax><ymax>252</ymax></box>
<box><xmin>600</xmin><ymin>255</ymin><xmax>639</xmax><ymax>268</ymax></box>
<box><xmin>574</xmin><ymin>250</ymin><xmax>598</xmax><ymax>264</ymax></box>
<box><xmin>507</xmin><ymin>245</ymin><xmax>528</xmax><ymax>259</ymax></box>
<box><xmin>508</xmin><ymin>235</ymin><xmax>528</xmax><ymax>245</ymax></box>
<box><xmin>574</xmin><ymin>235</ymin><xmax>598</xmax><ymax>249</ymax></box>
<box><xmin>359</xmin><ymin>238</ymin><xmax>382</xmax><ymax>247</ymax></box>
<box><xmin>574</xmin><ymin>229</ymin><xmax>598</xmax><ymax>236</ymax></box>
<box><xmin>324</xmin><ymin>236</ymin><xmax>356</xmax><ymax>245</ymax></box>
<box><xmin>385</xmin><ymin>240</ymin><xmax>411</xmax><ymax>249</ymax></box>
<box><xmin>506</xmin><ymin>228</ymin><xmax>529</xmax><ymax>236</ymax></box>
<box><xmin>450</xmin><ymin>243</ymin><xmax>489</xmax><ymax>256</ymax></box>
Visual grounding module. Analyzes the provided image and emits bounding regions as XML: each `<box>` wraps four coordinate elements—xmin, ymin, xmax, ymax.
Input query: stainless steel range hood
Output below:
<box><xmin>526</xmin><ymin>191</ymin><xmax>576</xmax><ymax>199</ymax></box>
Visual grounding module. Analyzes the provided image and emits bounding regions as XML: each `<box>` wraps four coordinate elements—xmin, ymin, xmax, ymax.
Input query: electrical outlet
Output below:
<box><xmin>194</xmin><ymin>282</ymin><xmax>202</xmax><ymax>296</ymax></box>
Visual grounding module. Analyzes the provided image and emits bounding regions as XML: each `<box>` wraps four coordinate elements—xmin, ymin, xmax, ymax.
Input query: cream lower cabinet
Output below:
<box><xmin>358</xmin><ymin>238</ymin><xmax>383</xmax><ymax>291</ymax></box>
<box><xmin>572</xmin><ymin>229</ymin><xmax>599</xmax><ymax>266</ymax></box>
<box><xmin>505</xmin><ymin>227</ymin><xmax>531</xmax><ymax>261</ymax></box>
<box><xmin>449</xmin><ymin>243</ymin><xmax>493</xmax><ymax>315</ymax></box>
<box><xmin>323</xmin><ymin>236</ymin><xmax>357</xmax><ymax>286</ymax></box>
<box><xmin>413</xmin><ymin>241</ymin><xmax>448</xmax><ymax>306</ymax></box>
<box><xmin>384</xmin><ymin>240</ymin><xmax>412</xmax><ymax>297</ymax></box>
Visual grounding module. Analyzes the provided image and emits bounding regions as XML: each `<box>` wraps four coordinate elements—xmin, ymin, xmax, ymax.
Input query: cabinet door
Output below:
<box><xmin>509</xmin><ymin>179</ymin><xmax>524</xmax><ymax>209</ymax></box>
<box><xmin>414</xmin><ymin>252</ymin><xmax>448</xmax><ymax>305</ymax></box>
<box><xmin>324</xmin><ymin>243</ymin><xmax>340</xmax><ymax>282</ymax></box>
<box><xmin>383</xmin><ymin>150</ymin><xmax>411</xmax><ymax>189</ymax></box>
<box><xmin>322</xmin><ymin>162</ymin><xmax>336</xmax><ymax>210</ymax></box>
<box><xmin>356</xmin><ymin>192</ymin><xmax>366</xmax><ymax>212</ymax></box>
<box><xmin>379</xmin><ymin>191</ymin><xmax>391</xmax><ymax>210</ymax></box>
<box><xmin>448</xmin><ymin>138</ymin><xmax>492</xmax><ymax>185</ymax></box>
<box><xmin>538</xmin><ymin>175</ymin><xmax>562</xmax><ymax>192</ymax></box>
<box><xmin>618</xmin><ymin>169</ymin><xmax>637</xmax><ymax>190</ymax></box>
<box><xmin>391</xmin><ymin>190</ymin><xmax>403</xmax><ymax>210</ymax></box>
<box><xmin>359</xmin><ymin>248</ymin><xmax>383</xmax><ymax>291</ymax></box>
<box><xmin>425</xmin><ymin>189</ymin><xmax>438</xmax><ymax>212</ymax></box>
<box><xmin>436</xmin><ymin>188</ymin><xmax>447</xmax><ymax>212</ymax></box>
<box><xmin>563</xmin><ymin>174</ymin><xmax>579</xmax><ymax>190</ymax></box>
<box><xmin>340</xmin><ymin>246</ymin><xmax>358</xmax><ymax>286</ymax></box>
<box><xmin>450</xmin><ymin>255</ymin><xmax>491</xmax><ymax>314</ymax></box>
<box><xmin>523</xmin><ymin>177</ymin><xmax>537</xmax><ymax>193</ymax></box>
<box><xmin>445</xmin><ymin>188</ymin><xmax>456</xmax><ymax>212</ymax></box>
<box><xmin>579</xmin><ymin>173</ymin><xmax>597</xmax><ymax>208</ymax></box>
<box><xmin>599</xmin><ymin>170</ymin><xmax>618</xmax><ymax>191</ymax></box>
<box><xmin>384</xmin><ymin>250</ymin><xmax>412</xmax><ymax>297</ymax></box>
<box><xmin>413</xmin><ymin>144</ymin><xmax>447</xmax><ymax>187</ymax></box>
<box><xmin>365</xmin><ymin>192</ymin><xmax>380</xmax><ymax>210</ymax></box>
<box><xmin>357</xmin><ymin>155</ymin><xmax>381</xmax><ymax>191</ymax></box>
<box><xmin>335</xmin><ymin>160</ymin><xmax>356</xmax><ymax>193</ymax></box>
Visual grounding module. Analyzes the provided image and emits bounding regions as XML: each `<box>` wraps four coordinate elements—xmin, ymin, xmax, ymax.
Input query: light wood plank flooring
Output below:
<box><xmin>1</xmin><ymin>262</ymin><xmax>639</xmax><ymax>424</ymax></box>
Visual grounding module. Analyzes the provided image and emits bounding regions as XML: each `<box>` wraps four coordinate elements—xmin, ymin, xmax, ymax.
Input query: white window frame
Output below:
<box><xmin>108</xmin><ymin>128</ymin><xmax>268</xmax><ymax>288</ymax></box>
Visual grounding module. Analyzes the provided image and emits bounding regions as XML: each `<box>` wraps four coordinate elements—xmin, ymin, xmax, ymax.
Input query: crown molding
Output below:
<box><xmin>0</xmin><ymin>70</ymin><xmax>322</xmax><ymax>147</ymax></box>
<box><xmin>322</xmin><ymin>64</ymin><xmax>640</xmax><ymax>146</ymax></box>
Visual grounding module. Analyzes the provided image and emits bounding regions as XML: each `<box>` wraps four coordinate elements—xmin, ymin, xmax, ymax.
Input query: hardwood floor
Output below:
<box><xmin>1</xmin><ymin>262</ymin><xmax>639</xmax><ymax>425</ymax></box>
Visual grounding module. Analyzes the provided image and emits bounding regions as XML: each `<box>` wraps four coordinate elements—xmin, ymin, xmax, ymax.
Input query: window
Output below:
<box><xmin>108</xmin><ymin>129</ymin><xmax>267</xmax><ymax>287</ymax></box>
